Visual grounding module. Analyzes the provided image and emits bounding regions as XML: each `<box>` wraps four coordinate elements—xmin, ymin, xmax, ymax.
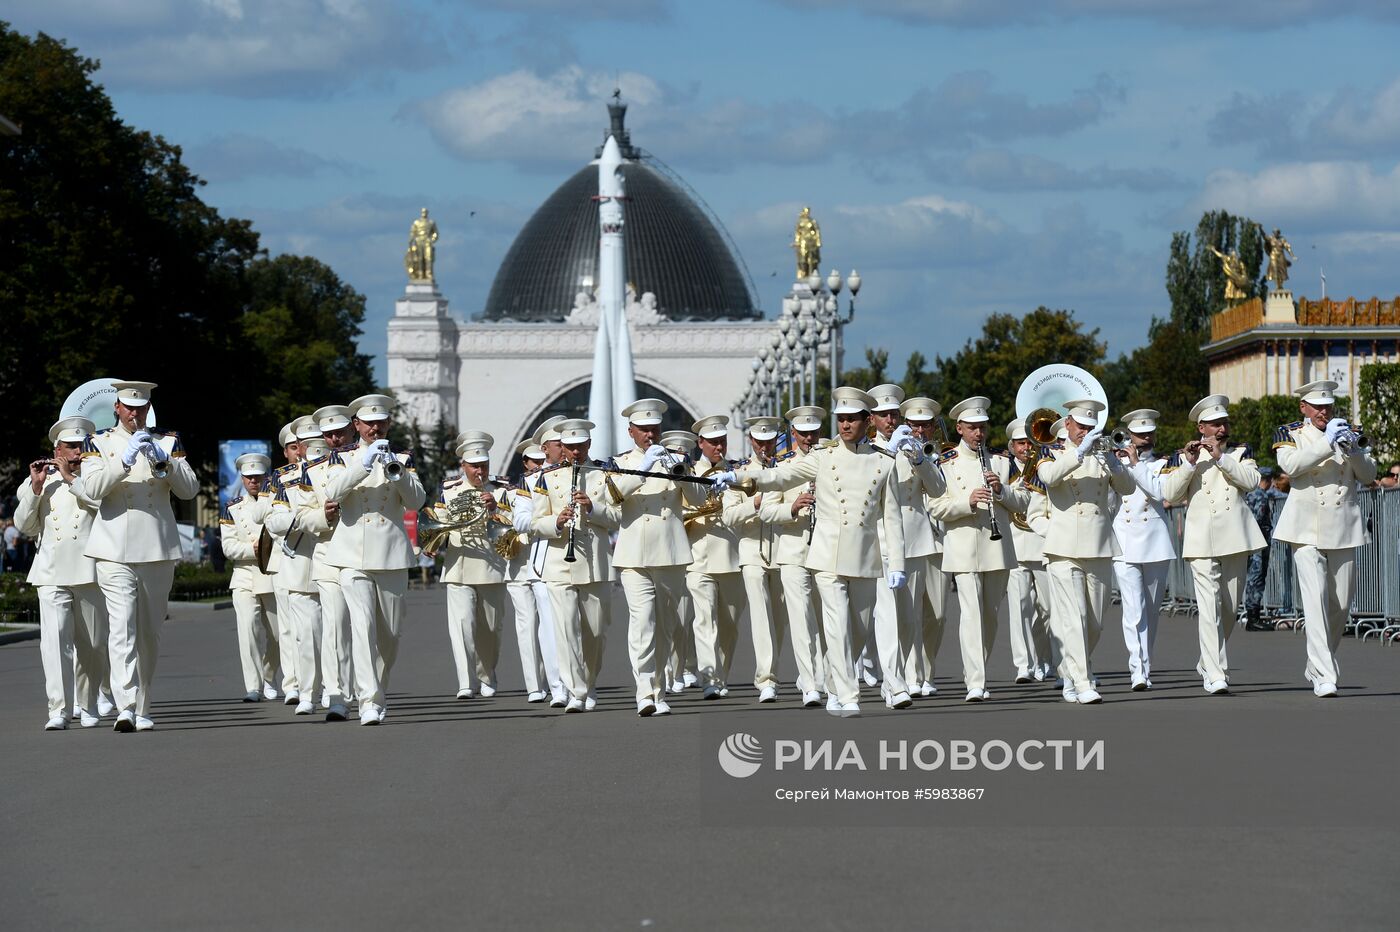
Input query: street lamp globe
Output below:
<box><xmin>847</xmin><ymin>270</ymin><xmax>861</xmax><ymax>296</ymax></box>
<box><xmin>827</xmin><ymin>268</ymin><xmax>843</xmax><ymax>295</ymax></box>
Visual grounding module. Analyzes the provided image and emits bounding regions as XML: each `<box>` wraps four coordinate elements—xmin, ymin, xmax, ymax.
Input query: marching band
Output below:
<box><xmin>19</xmin><ymin>372</ymin><xmax>1378</xmax><ymax>729</ymax></box>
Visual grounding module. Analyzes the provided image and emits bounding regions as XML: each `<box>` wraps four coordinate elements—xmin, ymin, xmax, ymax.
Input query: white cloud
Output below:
<box><xmin>186</xmin><ymin>133</ymin><xmax>354</xmax><ymax>182</ymax></box>
<box><xmin>1195</xmin><ymin>160</ymin><xmax>1400</xmax><ymax>231</ymax></box>
<box><xmin>922</xmin><ymin>148</ymin><xmax>1182</xmax><ymax>192</ymax></box>
<box><xmin>775</xmin><ymin>0</ymin><xmax>1400</xmax><ymax>28</ymax></box>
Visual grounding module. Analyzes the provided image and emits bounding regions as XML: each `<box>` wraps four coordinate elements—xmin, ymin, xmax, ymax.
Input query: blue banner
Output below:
<box><xmin>218</xmin><ymin>439</ymin><xmax>271</xmax><ymax>514</ymax></box>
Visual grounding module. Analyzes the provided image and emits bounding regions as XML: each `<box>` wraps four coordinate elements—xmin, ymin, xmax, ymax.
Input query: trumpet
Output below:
<box><xmin>654</xmin><ymin>443</ymin><xmax>690</xmax><ymax>476</ymax></box>
<box><xmin>135</xmin><ymin>427</ymin><xmax>175</xmax><ymax>478</ymax></box>
<box><xmin>871</xmin><ymin>436</ymin><xmax>937</xmax><ymax>462</ymax></box>
<box><xmin>380</xmin><ymin>448</ymin><xmax>404</xmax><ymax>481</ymax></box>
<box><xmin>1335</xmin><ymin>423</ymin><xmax>1370</xmax><ymax>450</ymax></box>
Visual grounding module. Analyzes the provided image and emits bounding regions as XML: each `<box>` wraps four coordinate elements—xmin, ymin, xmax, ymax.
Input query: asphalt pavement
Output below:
<box><xmin>2</xmin><ymin>585</ymin><xmax>1397</xmax><ymax>930</ymax></box>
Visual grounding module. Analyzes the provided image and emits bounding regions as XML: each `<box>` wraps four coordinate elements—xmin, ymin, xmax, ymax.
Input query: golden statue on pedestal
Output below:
<box><xmin>405</xmin><ymin>207</ymin><xmax>439</xmax><ymax>283</ymax></box>
<box><xmin>1209</xmin><ymin>245</ymin><xmax>1250</xmax><ymax>303</ymax></box>
<box><xmin>792</xmin><ymin>206</ymin><xmax>822</xmax><ymax>280</ymax></box>
<box><xmin>1263</xmin><ymin>227</ymin><xmax>1295</xmax><ymax>292</ymax></box>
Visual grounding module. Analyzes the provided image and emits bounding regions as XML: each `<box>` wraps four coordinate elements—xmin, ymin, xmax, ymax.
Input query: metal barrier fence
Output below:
<box><xmin>1155</xmin><ymin>488</ymin><xmax>1400</xmax><ymax>641</ymax></box>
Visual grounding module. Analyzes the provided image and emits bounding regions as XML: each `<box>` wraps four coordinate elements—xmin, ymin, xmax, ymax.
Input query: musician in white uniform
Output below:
<box><xmin>303</xmin><ymin>404</ymin><xmax>356</xmax><ymax>721</ymax></box>
<box><xmin>904</xmin><ymin>404</ymin><xmax>951</xmax><ymax>696</ymax></box>
<box><xmin>1271</xmin><ymin>380</ymin><xmax>1376</xmax><ymax>697</ymax></box>
<box><xmin>220</xmin><ymin>453</ymin><xmax>280</xmax><ymax>702</ymax></box>
<box><xmin>758</xmin><ymin>406</ymin><xmax>827</xmax><ymax>707</ymax></box>
<box><xmin>1110</xmin><ymin>409</ymin><xmax>1177</xmax><ymax>691</ymax></box>
<box><xmin>1034</xmin><ymin>399</ymin><xmax>1136</xmax><ymax>704</ymax></box>
<box><xmin>321</xmin><ymin>394</ymin><xmax>426</xmax><ymax>725</ymax></box>
<box><xmin>435</xmin><ymin>431</ymin><xmax>507</xmax><ymax>700</ymax></box>
<box><xmin>1158</xmin><ymin>394</ymin><xmax>1265</xmax><ymax>695</ymax></box>
<box><xmin>860</xmin><ymin>383</ymin><xmax>905</xmax><ymax>688</ymax></box>
<box><xmin>713</xmin><ymin>387</ymin><xmax>908</xmax><ymax>715</ymax></box>
<box><xmin>610</xmin><ymin>398</ymin><xmax>707</xmax><ymax>716</ymax></box>
<box><xmin>78</xmin><ymin>380</ymin><xmax>200</xmax><ymax>731</ymax></box>
<box><xmin>503</xmin><ymin>439</ymin><xmax>556</xmax><ymax>705</ymax></box>
<box><xmin>15</xmin><ymin>416</ymin><xmax>107</xmax><ymax>729</ymax></box>
<box><xmin>870</xmin><ymin>393</ymin><xmax>946</xmax><ymax>706</ymax></box>
<box><xmin>722</xmin><ymin>416</ymin><xmax>787</xmax><ymax>702</ymax></box>
<box><xmin>527</xmin><ymin>419</ymin><xmax>621</xmax><ymax>711</ymax></box>
<box><xmin>660</xmin><ymin>430</ymin><xmax>699</xmax><ymax>694</ymax></box>
<box><xmin>1004</xmin><ymin>418</ymin><xmax>1052</xmax><ymax>684</ymax></box>
<box><xmin>265</xmin><ymin>420</ymin><xmax>306</xmax><ymax>704</ymax></box>
<box><xmin>264</xmin><ymin>416</ymin><xmax>324</xmax><ymax>714</ymax></box>
<box><xmin>686</xmin><ymin>414</ymin><xmax>745</xmax><ymax>700</ymax></box>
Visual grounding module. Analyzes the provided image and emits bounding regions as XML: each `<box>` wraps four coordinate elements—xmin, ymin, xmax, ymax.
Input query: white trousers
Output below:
<box><xmin>272</xmin><ymin>586</ymin><xmax>299</xmax><ymax>693</ymax></box>
<box><xmin>446</xmin><ymin>582</ymin><xmax>504</xmax><ymax>693</ymax></box>
<box><xmin>621</xmin><ymin>566</ymin><xmax>687</xmax><ymax>703</ymax></box>
<box><xmin>813</xmin><ymin>572</ymin><xmax>876</xmax><ymax>705</ymax></box>
<box><xmin>339</xmin><ymin>567</ymin><xmax>407</xmax><ymax>707</ymax></box>
<box><xmin>688</xmin><ymin>570</ymin><xmax>745</xmax><ymax>689</ymax></box>
<box><xmin>778</xmin><ymin>564</ymin><xmax>824</xmax><ymax>695</ymax></box>
<box><xmin>663</xmin><ymin>575</ymin><xmax>695</xmax><ymax>685</ymax></box>
<box><xmin>1293</xmin><ymin>545</ymin><xmax>1354</xmax><ymax>687</ymax></box>
<box><xmin>906</xmin><ymin>554</ymin><xmax>949</xmax><ymax>687</ymax></box>
<box><xmin>505</xmin><ymin>579</ymin><xmax>549</xmax><ymax>696</ymax></box>
<box><xmin>1114</xmin><ymin>560</ymin><xmax>1169</xmax><ymax>681</ymax></box>
<box><xmin>546</xmin><ymin>580</ymin><xmax>612</xmax><ymax>700</ymax></box>
<box><xmin>1047</xmin><ymin>557</ymin><xmax>1109</xmax><ymax>694</ymax></box>
<box><xmin>874</xmin><ymin>555</ymin><xmax>927</xmax><ymax>697</ymax></box>
<box><xmin>37</xmin><ymin>583</ymin><xmax>106</xmax><ymax>718</ymax></box>
<box><xmin>316</xmin><ymin>579</ymin><xmax>353</xmax><ymax>703</ymax></box>
<box><xmin>97</xmin><ymin>559</ymin><xmax>175</xmax><ymax>717</ymax></box>
<box><xmin>953</xmin><ymin>569</ymin><xmax>1008</xmax><ymax>691</ymax></box>
<box><xmin>231</xmin><ymin>588</ymin><xmax>278</xmax><ymax>692</ymax></box>
<box><xmin>1188</xmin><ymin>553</ymin><xmax>1248</xmax><ymax>685</ymax></box>
<box><xmin>742</xmin><ymin>564</ymin><xmax>787</xmax><ymax>690</ymax></box>
<box><xmin>1007</xmin><ymin>563</ymin><xmax>1051</xmax><ymax>678</ymax></box>
<box><xmin>285</xmin><ymin>590</ymin><xmax>322</xmax><ymax>700</ymax></box>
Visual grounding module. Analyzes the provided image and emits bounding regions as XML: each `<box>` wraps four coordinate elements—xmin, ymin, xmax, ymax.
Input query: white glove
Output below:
<box><xmin>1075</xmin><ymin>426</ymin><xmax>1103</xmax><ymax>462</ymax></box>
<box><xmin>1324</xmin><ymin>417</ymin><xmax>1347</xmax><ymax>444</ymax></box>
<box><xmin>638</xmin><ymin>443</ymin><xmax>667</xmax><ymax>471</ymax></box>
<box><xmin>144</xmin><ymin>439</ymin><xmax>169</xmax><ymax>464</ymax></box>
<box><xmin>361</xmin><ymin>439</ymin><xmax>390</xmax><ymax>471</ymax></box>
<box><xmin>889</xmin><ymin>424</ymin><xmax>914</xmax><ymax>448</ymax></box>
<box><xmin>887</xmin><ymin>570</ymin><xmax>907</xmax><ymax>590</ymax></box>
<box><xmin>121</xmin><ymin>435</ymin><xmax>145</xmax><ymax>468</ymax></box>
<box><xmin>710</xmin><ymin>470</ymin><xmax>739</xmax><ymax>492</ymax></box>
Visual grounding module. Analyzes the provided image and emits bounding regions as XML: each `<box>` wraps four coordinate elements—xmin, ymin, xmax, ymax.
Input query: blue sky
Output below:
<box><xmin>10</xmin><ymin>1</ymin><xmax>1400</xmax><ymax>382</ymax></box>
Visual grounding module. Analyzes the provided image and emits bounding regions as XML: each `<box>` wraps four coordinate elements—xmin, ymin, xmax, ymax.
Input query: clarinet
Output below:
<box><xmin>978</xmin><ymin>443</ymin><xmax>1003</xmax><ymax>542</ymax></box>
<box><xmin>804</xmin><ymin>479</ymin><xmax>817</xmax><ymax>545</ymax></box>
<box><xmin>563</xmin><ymin>462</ymin><xmax>581</xmax><ymax>563</ymax></box>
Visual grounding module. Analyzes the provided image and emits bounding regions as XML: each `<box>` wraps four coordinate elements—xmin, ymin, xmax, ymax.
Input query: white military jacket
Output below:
<box><xmin>1157</xmin><ymin>443</ymin><xmax>1265</xmax><ymax>560</ymax></box>
<box><xmin>221</xmin><ymin>493</ymin><xmax>275</xmax><ymax>595</ymax></box>
<box><xmin>299</xmin><ymin>453</ymin><xmax>344</xmax><ymax>584</ymax></box>
<box><xmin>528</xmin><ymin>462</ymin><xmax>620</xmax><ymax>585</ymax></box>
<box><xmin>1272</xmin><ymin>420</ymin><xmax>1377</xmax><ymax>549</ymax></box>
<box><xmin>872</xmin><ymin>434</ymin><xmax>946</xmax><ymax>561</ymax></box>
<box><xmin>436</xmin><ymin>479</ymin><xmax>507</xmax><ymax>586</ymax></box>
<box><xmin>927</xmin><ymin>442</ymin><xmax>1027</xmax><ymax>573</ymax></box>
<box><xmin>79</xmin><ymin>425</ymin><xmax>199</xmax><ymax>564</ymax></box>
<box><xmin>14</xmin><ymin>472</ymin><xmax>100</xmax><ymax>587</ymax></box>
<box><xmin>756</xmin><ymin>448</ymin><xmax>814</xmax><ymax>568</ymax></box>
<box><xmin>609</xmin><ymin>446</ymin><xmax>706</xmax><ymax>570</ymax></box>
<box><xmin>686</xmin><ymin>457</ymin><xmax>741</xmax><ymax>574</ymax></box>
<box><xmin>748</xmin><ymin>439</ymin><xmax>905</xmax><ymax>579</ymax></box>
<box><xmin>724</xmin><ymin>455</ymin><xmax>782</xmax><ymax>569</ymax></box>
<box><xmin>321</xmin><ymin>440</ymin><xmax>426</xmax><ymax>572</ymax></box>
<box><xmin>262</xmin><ymin>463</ymin><xmax>320</xmax><ymax>594</ymax></box>
<box><xmin>1111</xmin><ymin>453</ymin><xmax>1177</xmax><ymax>564</ymax></box>
<box><xmin>1035</xmin><ymin>446</ymin><xmax>1137</xmax><ymax>560</ymax></box>
<box><xmin>1007</xmin><ymin>457</ymin><xmax>1047</xmax><ymax>565</ymax></box>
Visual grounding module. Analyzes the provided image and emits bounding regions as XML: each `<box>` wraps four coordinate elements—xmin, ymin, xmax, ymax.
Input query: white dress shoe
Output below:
<box><xmin>45</xmin><ymin>714</ymin><xmax>68</xmax><ymax>731</ymax></box>
<box><xmin>359</xmin><ymin>703</ymin><xmax>381</xmax><ymax>725</ymax></box>
<box><xmin>802</xmin><ymin>690</ymin><xmax>822</xmax><ymax>707</ymax></box>
<box><xmin>1062</xmin><ymin>686</ymin><xmax>1079</xmax><ymax>703</ymax></box>
<box><xmin>135</xmin><ymin>716</ymin><xmax>155</xmax><ymax>731</ymax></box>
<box><xmin>79</xmin><ymin>710</ymin><xmax>99</xmax><ymax>728</ymax></box>
<box><xmin>242</xmin><ymin>690</ymin><xmax>260</xmax><ymax>702</ymax></box>
<box><xmin>919</xmin><ymin>681</ymin><xmax>937</xmax><ymax>697</ymax></box>
<box><xmin>1204</xmin><ymin>680</ymin><xmax>1230</xmax><ymax>695</ymax></box>
<box><xmin>549</xmin><ymin>694</ymin><xmax>567</xmax><ymax>709</ymax></box>
<box><xmin>1130</xmin><ymin>675</ymin><xmax>1148</xmax><ymax>692</ymax></box>
<box><xmin>839</xmin><ymin>701</ymin><xmax>861</xmax><ymax>716</ymax></box>
<box><xmin>964</xmin><ymin>689</ymin><xmax>985</xmax><ymax>703</ymax></box>
<box><xmin>295</xmin><ymin>700</ymin><xmax>315</xmax><ymax>715</ymax></box>
<box><xmin>637</xmin><ymin>698</ymin><xmax>657</xmax><ymax>716</ymax></box>
<box><xmin>283</xmin><ymin>689</ymin><xmax>300</xmax><ymax>706</ymax></box>
<box><xmin>1076</xmin><ymin>689</ymin><xmax>1103</xmax><ymax>704</ymax></box>
<box><xmin>262</xmin><ymin>682</ymin><xmax>278</xmax><ymax>701</ymax></box>
<box><xmin>1032</xmin><ymin>668</ymin><xmax>1048</xmax><ymax>682</ymax></box>
<box><xmin>326</xmin><ymin>703</ymin><xmax>348</xmax><ymax>722</ymax></box>
<box><xmin>702</xmin><ymin>685</ymin><xmax>721</xmax><ymax>700</ymax></box>
<box><xmin>887</xmin><ymin>691</ymin><xmax>914</xmax><ymax>709</ymax></box>
<box><xmin>456</xmin><ymin>688</ymin><xmax>473</xmax><ymax>700</ymax></box>
<box><xmin>758</xmin><ymin>686</ymin><xmax>778</xmax><ymax>703</ymax></box>
<box><xmin>1014</xmin><ymin>671</ymin><xmax>1032</xmax><ymax>684</ymax></box>
<box><xmin>826</xmin><ymin>693</ymin><xmax>840</xmax><ymax>712</ymax></box>
<box><xmin>862</xmin><ymin>670</ymin><xmax>879</xmax><ymax>688</ymax></box>
<box><xmin>654</xmin><ymin>699</ymin><xmax>672</xmax><ymax>715</ymax></box>
<box><xmin>97</xmin><ymin>693</ymin><xmax>115</xmax><ymax>716</ymax></box>
<box><xmin>683</xmin><ymin>672</ymin><xmax>698</xmax><ymax>687</ymax></box>
<box><xmin>479</xmin><ymin>684</ymin><xmax>497</xmax><ymax>698</ymax></box>
<box><xmin>718</xmin><ymin>687</ymin><xmax>730</xmax><ymax>698</ymax></box>
<box><xmin>526</xmin><ymin>691</ymin><xmax>546</xmax><ymax>703</ymax></box>
<box><xmin>584</xmin><ymin>695</ymin><xmax>597</xmax><ymax>712</ymax></box>
<box><xmin>1314</xmin><ymin>681</ymin><xmax>1338</xmax><ymax>698</ymax></box>
<box><xmin>565</xmin><ymin>697</ymin><xmax>585</xmax><ymax>712</ymax></box>
<box><xmin>320</xmin><ymin>691</ymin><xmax>331</xmax><ymax>710</ymax></box>
<box><xmin>114</xmin><ymin>710</ymin><xmax>136</xmax><ymax>732</ymax></box>
<box><xmin>668</xmin><ymin>680</ymin><xmax>684</xmax><ymax>694</ymax></box>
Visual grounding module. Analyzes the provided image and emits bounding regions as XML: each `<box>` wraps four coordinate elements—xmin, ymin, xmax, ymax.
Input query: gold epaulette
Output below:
<box><xmin>1272</xmin><ymin>420</ymin><xmax>1304</xmax><ymax>449</ymax></box>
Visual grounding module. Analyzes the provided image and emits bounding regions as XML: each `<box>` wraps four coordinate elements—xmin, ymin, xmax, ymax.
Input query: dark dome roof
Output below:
<box><xmin>482</xmin><ymin>153</ymin><xmax>759</xmax><ymax>323</ymax></box>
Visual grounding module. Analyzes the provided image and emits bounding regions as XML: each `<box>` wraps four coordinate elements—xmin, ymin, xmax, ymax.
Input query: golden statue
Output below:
<box><xmin>1263</xmin><ymin>227</ymin><xmax>1295</xmax><ymax>291</ymax></box>
<box><xmin>404</xmin><ymin>207</ymin><xmax>439</xmax><ymax>283</ymax></box>
<box><xmin>791</xmin><ymin>206</ymin><xmax>822</xmax><ymax>280</ymax></box>
<box><xmin>1209</xmin><ymin>245</ymin><xmax>1250</xmax><ymax>303</ymax></box>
